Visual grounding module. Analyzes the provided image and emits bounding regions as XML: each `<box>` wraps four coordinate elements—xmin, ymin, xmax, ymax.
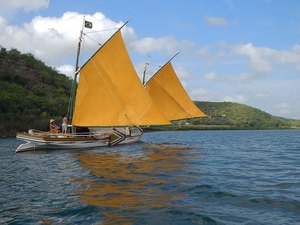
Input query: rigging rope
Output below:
<box><xmin>85</xmin><ymin>28</ymin><xmax>118</xmax><ymax>34</ymax></box>
<box><xmin>83</xmin><ymin>32</ymin><xmax>102</xmax><ymax>46</ymax></box>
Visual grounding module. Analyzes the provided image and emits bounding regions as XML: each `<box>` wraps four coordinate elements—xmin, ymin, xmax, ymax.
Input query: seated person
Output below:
<box><xmin>49</xmin><ymin>119</ymin><xmax>59</xmax><ymax>133</ymax></box>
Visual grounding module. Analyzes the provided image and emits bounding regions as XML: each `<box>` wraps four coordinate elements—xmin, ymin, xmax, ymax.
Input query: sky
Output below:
<box><xmin>0</xmin><ymin>0</ymin><xmax>299</xmax><ymax>119</ymax></box>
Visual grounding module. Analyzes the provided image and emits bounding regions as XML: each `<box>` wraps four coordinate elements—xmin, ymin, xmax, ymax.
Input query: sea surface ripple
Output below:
<box><xmin>0</xmin><ymin>130</ymin><xmax>299</xmax><ymax>224</ymax></box>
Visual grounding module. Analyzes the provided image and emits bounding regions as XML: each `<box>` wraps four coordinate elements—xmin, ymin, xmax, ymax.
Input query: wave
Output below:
<box><xmin>248</xmin><ymin>197</ymin><xmax>300</xmax><ymax>213</ymax></box>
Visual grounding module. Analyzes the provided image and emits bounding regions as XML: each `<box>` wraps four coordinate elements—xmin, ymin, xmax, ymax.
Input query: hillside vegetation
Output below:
<box><xmin>0</xmin><ymin>47</ymin><xmax>299</xmax><ymax>136</ymax></box>
<box><xmin>0</xmin><ymin>47</ymin><xmax>72</xmax><ymax>136</ymax></box>
<box><xmin>144</xmin><ymin>102</ymin><xmax>300</xmax><ymax>131</ymax></box>
<box><xmin>192</xmin><ymin>101</ymin><xmax>300</xmax><ymax>129</ymax></box>
<box><xmin>147</xmin><ymin>101</ymin><xmax>300</xmax><ymax>131</ymax></box>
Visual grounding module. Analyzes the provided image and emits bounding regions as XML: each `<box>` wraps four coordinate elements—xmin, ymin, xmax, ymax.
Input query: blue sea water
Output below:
<box><xmin>0</xmin><ymin>130</ymin><xmax>300</xmax><ymax>224</ymax></box>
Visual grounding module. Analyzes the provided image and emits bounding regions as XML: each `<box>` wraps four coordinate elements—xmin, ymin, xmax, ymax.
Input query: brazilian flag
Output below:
<box><xmin>85</xmin><ymin>20</ymin><xmax>93</xmax><ymax>29</ymax></box>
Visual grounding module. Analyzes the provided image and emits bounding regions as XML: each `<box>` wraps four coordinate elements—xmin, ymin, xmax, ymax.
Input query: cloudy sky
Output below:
<box><xmin>0</xmin><ymin>0</ymin><xmax>299</xmax><ymax>119</ymax></box>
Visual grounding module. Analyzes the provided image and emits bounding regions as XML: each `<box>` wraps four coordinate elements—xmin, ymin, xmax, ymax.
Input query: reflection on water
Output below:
<box><xmin>74</xmin><ymin>143</ymin><xmax>190</xmax><ymax>224</ymax></box>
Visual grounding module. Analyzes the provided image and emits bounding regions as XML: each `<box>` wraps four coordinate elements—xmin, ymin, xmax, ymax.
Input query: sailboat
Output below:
<box><xmin>145</xmin><ymin>54</ymin><xmax>207</xmax><ymax>121</ymax></box>
<box><xmin>16</xmin><ymin>21</ymin><xmax>170</xmax><ymax>153</ymax></box>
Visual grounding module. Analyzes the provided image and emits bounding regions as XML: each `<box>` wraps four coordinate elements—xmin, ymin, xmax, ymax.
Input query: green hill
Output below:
<box><xmin>0</xmin><ymin>47</ymin><xmax>299</xmax><ymax>136</ymax></box>
<box><xmin>0</xmin><ymin>47</ymin><xmax>72</xmax><ymax>136</ymax></box>
<box><xmin>146</xmin><ymin>102</ymin><xmax>300</xmax><ymax>131</ymax></box>
<box><xmin>192</xmin><ymin>101</ymin><xmax>300</xmax><ymax>129</ymax></box>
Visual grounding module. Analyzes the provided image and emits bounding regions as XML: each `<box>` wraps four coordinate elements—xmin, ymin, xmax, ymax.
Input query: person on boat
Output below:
<box><xmin>62</xmin><ymin>114</ymin><xmax>68</xmax><ymax>133</ymax></box>
<box><xmin>49</xmin><ymin>119</ymin><xmax>59</xmax><ymax>133</ymax></box>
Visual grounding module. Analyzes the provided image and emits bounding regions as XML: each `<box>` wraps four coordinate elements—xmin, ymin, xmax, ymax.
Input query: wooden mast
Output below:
<box><xmin>67</xmin><ymin>17</ymin><xmax>85</xmax><ymax>125</ymax></box>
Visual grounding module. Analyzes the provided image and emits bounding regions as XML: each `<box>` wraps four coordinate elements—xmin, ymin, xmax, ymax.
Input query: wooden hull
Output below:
<box><xmin>16</xmin><ymin>127</ymin><xmax>143</xmax><ymax>153</ymax></box>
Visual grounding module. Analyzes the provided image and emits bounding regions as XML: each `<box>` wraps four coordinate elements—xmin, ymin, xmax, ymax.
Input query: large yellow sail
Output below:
<box><xmin>145</xmin><ymin>61</ymin><xmax>207</xmax><ymax>121</ymax></box>
<box><xmin>72</xmin><ymin>30</ymin><xmax>170</xmax><ymax>127</ymax></box>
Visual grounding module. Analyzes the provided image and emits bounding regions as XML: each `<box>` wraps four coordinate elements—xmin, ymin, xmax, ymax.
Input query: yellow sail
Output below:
<box><xmin>72</xmin><ymin>30</ymin><xmax>170</xmax><ymax>127</ymax></box>
<box><xmin>145</xmin><ymin>61</ymin><xmax>207</xmax><ymax>121</ymax></box>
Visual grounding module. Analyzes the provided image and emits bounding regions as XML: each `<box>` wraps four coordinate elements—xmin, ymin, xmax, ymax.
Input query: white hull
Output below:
<box><xmin>16</xmin><ymin>127</ymin><xmax>142</xmax><ymax>153</ymax></box>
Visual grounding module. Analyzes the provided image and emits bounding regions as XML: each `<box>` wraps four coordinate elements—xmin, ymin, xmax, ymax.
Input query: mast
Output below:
<box><xmin>145</xmin><ymin>52</ymin><xmax>180</xmax><ymax>86</ymax></box>
<box><xmin>142</xmin><ymin>62</ymin><xmax>149</xmax><ymax>85</ymax></box>
<box><xmin>67</xmin><ymin>18</ymin><xmax>85</xmax><ymax>125</ymax></box>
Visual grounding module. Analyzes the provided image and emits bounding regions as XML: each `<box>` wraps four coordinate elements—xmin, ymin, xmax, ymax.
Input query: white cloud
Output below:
<box><xmin>233</xmin><ymin>43</ymin><xmax>273</xmax><ymax>72</ymax></box>
<box><xmin>203</xmin><ymin>71</ymin><xmax>259</xmax><ymax>82</ymax></box>
<box><xmin>57</xmin><ymin>64</ymin><xmax>75</xmax><ymax>78</ymax></box>
<box><xmin>0</xmin><ymin>12</ymin><xmax>78</xmax><ymax>65</ymax></box>
<box><xmin>0</xmin><ymin>12</ymin><xmax>122</xmax><ymax>77</ymax></box>
<box><xmin>171</xmin><ymin>66</ymin><xmax>197</xmax><ymax>90</ymax></box>
<box><xmin>255</xmin><ymin>92</ymin><xmax>271</xmax><ymax>98</ymax></box>
<box><xmin>0</xmin><ymin>0</ymin><xmax>49</xmax><ymax>13</ymax></box>
<box><xmin>233</xmin><ymin>42</ymin><xmax>300</xmax><ymax>72</ymax></box>
<box><xmin>0</xmin><ymin>11</ymin><xmax>192</xmax><ymax>77</ymax></box>
<box><xmin>0</xmin><ymin>16</ymin><xmax>7</xmax><ymax>30</ymax></box>
<box><xmin>224</xmin><ymin>95</ymin><xmax>247</xmax><ymax>103</ymax></box>
<box><xmin>196</xmin><ymin>45</ymin><xmax>221</xmax><ymax>66</ymax></box>
<box><xmin>204</xmin><ymin>72</ymin><xmax>219</xmax><ymax>80</ymax></box>
<box><xmin>131</xmin><ymin>36</ymin><xmax>192</xmax><ymax>55</ymax></box>
<box><xmin>190</xmin><ymin>87</ymin><xmax>214</xmax><ymax>101</ymax></box>
<box><xmin>205</xmin><ymin>16</ymin><xmax>229</xmax><ymax>26</ymax></box>
<box><xmin>0</xmin><ymin>12</ymin><xmax>133</xmax><ymax>74</ymax></box>
<box><xmin>275</xmin><ymin>103</ymin><xmax>291</xmax><ymax>115</ymax></box>
<box><xmin>197</xmin><ymin>42</ymin><xmax>300</xmax><ymax>83</ymax></box>
<box><xmin>175</xmin><ymin>66</ymin><xmax>192</xmax><ymax>80</ymax></box>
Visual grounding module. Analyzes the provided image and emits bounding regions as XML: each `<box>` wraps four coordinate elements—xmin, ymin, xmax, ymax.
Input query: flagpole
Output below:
<box><xmin>74</xmin><ymin>17</ymin><xmax>85</xmax><ymax>77</ymax></box>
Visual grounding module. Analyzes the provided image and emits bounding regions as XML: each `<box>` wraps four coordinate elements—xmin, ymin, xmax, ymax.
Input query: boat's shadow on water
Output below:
<box><xmin>69</xmin><ymin>141</ymin><xmax>210</xmax><ymax>224</ymax></box>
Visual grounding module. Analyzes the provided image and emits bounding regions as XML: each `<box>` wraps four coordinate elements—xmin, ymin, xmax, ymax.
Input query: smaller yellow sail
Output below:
<box><xmin>145</xmin><ymin>61</ymin><xmax>207</xmax><ymax>121</ymax></box>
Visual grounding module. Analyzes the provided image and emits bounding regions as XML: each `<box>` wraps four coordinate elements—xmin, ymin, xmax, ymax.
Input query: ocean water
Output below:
<box><xmin>0</xmin><ymin>130</ymin><xmax>300</xmax><ymax>225</ymax></box>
